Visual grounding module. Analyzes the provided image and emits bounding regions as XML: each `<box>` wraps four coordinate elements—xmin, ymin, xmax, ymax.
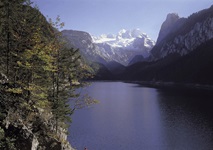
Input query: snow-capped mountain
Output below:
<box><xmin>92</xmin><ymin>29</ymin><xmax>155</xmax><ymax>65</ymax></box>
<box><xmin>93</xmin><ymin>29</ymin><xmax>154</xmax><ymax>49</ymax></box>
<box><xmin>62</xmin><ymin>29</ymin><xmax>155</xmax><ymax>66</ymax></box>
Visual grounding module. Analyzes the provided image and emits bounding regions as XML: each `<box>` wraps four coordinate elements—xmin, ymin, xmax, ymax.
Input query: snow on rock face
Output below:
<box><xmin>93</xmin><ymin>28</ymin><xmax>155</xmax><ymax>50</ymax></box>
<box><xmin>62</xmin><ymin>29</ymin><xmax>155</xmax><ymax>66</ymax></box>
<box><xmin>91</xmin><ymin>29</ymin><xmax>155</xmax><ymax>65</ymax></box>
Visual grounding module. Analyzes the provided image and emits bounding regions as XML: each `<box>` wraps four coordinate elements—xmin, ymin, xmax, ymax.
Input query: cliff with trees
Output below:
<box><xmin>0</xmin><ymin>0</ymin><xmax>92</xmax><ymax>149</ymax></box>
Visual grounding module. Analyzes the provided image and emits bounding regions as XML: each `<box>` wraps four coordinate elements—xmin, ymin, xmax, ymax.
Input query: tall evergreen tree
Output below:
<box><xmin>0</xmin><ymin>1</ymin><xmax>96</xmax><ymax>149</ymax></box>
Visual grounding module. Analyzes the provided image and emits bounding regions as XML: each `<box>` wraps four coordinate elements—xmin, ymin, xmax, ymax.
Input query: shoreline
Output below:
<box><xmin>125</xmin><ymin>80</ymin><xmax>213</xmax><ymax>91</ymax></box>
<box><xmin>86</xmin><ymin>79</ymin><xmax>213</xmax><ymax>91</ymax></box>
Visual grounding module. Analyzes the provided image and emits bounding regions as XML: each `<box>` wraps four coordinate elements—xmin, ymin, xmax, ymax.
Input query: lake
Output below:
<box><xmin>68</xmin><ymin>82</ymin><xmax>213</xmax><ymax>150</ymax></box>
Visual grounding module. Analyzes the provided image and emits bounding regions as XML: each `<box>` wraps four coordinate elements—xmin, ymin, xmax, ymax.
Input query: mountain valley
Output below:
<box><xmin>63</xmin><ymin>5</ymin><xmax>213</xmax><ymax>84</ymax></box>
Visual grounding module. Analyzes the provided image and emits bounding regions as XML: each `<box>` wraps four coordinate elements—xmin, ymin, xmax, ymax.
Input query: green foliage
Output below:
<box><xmin>0</xmin><ymin>127</ymin><xmax>16</xmax><ymax>150</ymax></box>
<box><xmin>0</xmin><ymin>127</ymin><xmax>4</xmax><ymax>140</ymax></box>
<box><xmin>0</xmin><ymin>1</ymin><xmax>97</xmax><ymax>148</ymax></box>
<box><xmin>0</xmin><ymin>138</ymin><xmax>16</xmax><ymax>150</ymax></box>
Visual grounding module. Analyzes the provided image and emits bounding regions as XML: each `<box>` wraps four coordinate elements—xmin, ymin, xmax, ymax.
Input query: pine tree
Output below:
<box><xmin>0</xmin><ymin>1</ymin><xmax>97</xmax><ymax>148</ymax></box>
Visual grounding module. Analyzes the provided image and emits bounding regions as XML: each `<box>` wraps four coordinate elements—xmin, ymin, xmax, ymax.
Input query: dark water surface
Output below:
<box><xmin>68</xmin><ymin>82</ymin><xmax>213</xmax><ymax>150</ymax></box>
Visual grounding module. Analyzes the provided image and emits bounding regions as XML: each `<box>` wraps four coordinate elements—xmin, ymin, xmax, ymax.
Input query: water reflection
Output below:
<box><xmin>69</xmin><ymin>82</ymin><xmax>213</xmax><ymax>150</ymax></box>
<box><xmin>156</xmin><ymin>88</ymin><xmax>213</xmax><ymax>150</ymax></box>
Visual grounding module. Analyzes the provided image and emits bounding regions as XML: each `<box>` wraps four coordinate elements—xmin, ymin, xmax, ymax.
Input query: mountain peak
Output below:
<box><xmin>152</xmin><ymin>5</ymin><xmax>213</xmax><ymax>59</ymax></box>
<box><xmin>92</xmin><ymin>29</ymin><xmax>155</xmax><ymax>50</ymax></box>
<box><xmin>62</xmin><ymin>29</ymin><xmax>155</xmax><ymax>66</ymax></box>
<box><xmin>166</xmin><ymin>13</ymin><xmax>179</xmax><ymax>20</ymax></box>
<box><xmin>116</xmin><ymin>28</ymin><xmax>147</xmax><ymax>39</ymax></box>
<box><xmin>156</xmin><ymin>13</ymin><xmax>180</xmax><ymax>44</ymax></box>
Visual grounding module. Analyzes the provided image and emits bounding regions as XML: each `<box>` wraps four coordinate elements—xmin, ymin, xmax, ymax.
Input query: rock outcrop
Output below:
<box><xmin>0</xmin><ymin>75</ymin><xmax>75</xmax><ymax>150</ymax></box>
<box><xmin>0</xmin><ymin>107</ymin><xmax>75</xmax><ymax>150</ymax></box>
<box><xmin>156</xmin><ymin>13</ymin><xmax>180</xmax><ymax>44</ymax></box>
<box><xmin>151</xmin><ymin>5</ymin><xmax>213</xmax><ymax>59</ymax></box>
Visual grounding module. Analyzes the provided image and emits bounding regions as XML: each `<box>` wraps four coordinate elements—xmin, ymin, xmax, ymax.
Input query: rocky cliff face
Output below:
<box><xmin>151</xmin><ymin>5</ymin><xmax>213</xmax><ymax>59</ymax></box>
<box><xmin>159</xmin><ymin>17</ymin><xmax>213</xmax><ymax>58</ymax></box>
<box><xmin>62</xmin><ymin>30</ymin><xmax>112</xmax><ymax>65</ymax></box>
<box><xmin>0</xmin><ymin>106</ymin><xmax>75</xmax><ymax>150</ymax></box>
<box><xmin>121</xmin><ymin>5</ymin><xmax>213</xmax><ymax>83</ymax></box>
<box><xmin>156</xmin><ymin>13</ymin><xmax>180</xmax><ymax>44</ymax></box>
<box><xmin>0</xmin><ymin>74</ymin><xmax>75</xmax><ymax>150</ymax></box>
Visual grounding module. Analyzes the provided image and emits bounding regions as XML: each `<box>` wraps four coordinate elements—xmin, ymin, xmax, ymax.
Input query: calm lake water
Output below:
<box><xmin>68</xmin><ymin>82</ymin><xmax>213</xmax><ymax>150</ymax></box>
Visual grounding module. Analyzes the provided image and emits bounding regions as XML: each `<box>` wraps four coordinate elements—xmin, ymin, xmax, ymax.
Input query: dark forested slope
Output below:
<box><xmin>0</xmin><ymin>1</ymin><xmax>86</xmax><ymax>149</ymax></box>
<box><xmin>122</xmin><ymin>38</ymin><xmax>213</xmax><ymax>84</ymax></box>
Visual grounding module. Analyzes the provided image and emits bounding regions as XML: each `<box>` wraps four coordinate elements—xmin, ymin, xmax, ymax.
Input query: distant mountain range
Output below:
<box><xmin>62</xmin><ymin>28</ymin><xmax>155</xmax><ymax>66</ymax></box>
<box><xmin>62</xmin><ymin>5</ymin><xmax>213</xmax><ymax>83</ymax></box>
<box><xmin>92</xmin><ymin>29</ymin><xmax>155</xmax><ymax>64</ymax></box>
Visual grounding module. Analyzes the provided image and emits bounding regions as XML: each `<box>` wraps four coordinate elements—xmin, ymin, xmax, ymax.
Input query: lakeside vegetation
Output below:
<box><xmin>0</xmin><ymin>0</ymin><xmax>94</xmax><ymax>149</ymax></box>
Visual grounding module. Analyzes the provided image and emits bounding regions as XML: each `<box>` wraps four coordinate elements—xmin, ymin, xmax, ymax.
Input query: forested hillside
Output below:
<box><xmin>122</xmin><ymin>38</ymin><xmax>213</xmax><ymax>84</ymax></box>
<box><xmin>0</xmin><ymin>1</ymin><xmax>91</xmax><ymax>149</ymax></box>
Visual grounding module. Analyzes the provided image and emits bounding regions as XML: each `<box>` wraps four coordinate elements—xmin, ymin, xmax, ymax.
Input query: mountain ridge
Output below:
<box><xmin>62</xmin><ymin>28</ymin><xmax>155</xmax><ymax>66</ymax></box>
<box><xmin>120</xmin><ymin>5</ymin><xmax>213</xmax><ymax>84</ymax></box>
<box><xmin>62</xmin><ymin>5</ymin><xmax>213</xmax><ymax>83</ymax></box>
<box><xmin>151</xmin><ymin>5</ymin><xmax>213</xmax><ymax>59</ymax></box>
<box><xmin>92</xmin><ymin>28</ymin><xmax>154</xmax><ymax>50</ymax></box>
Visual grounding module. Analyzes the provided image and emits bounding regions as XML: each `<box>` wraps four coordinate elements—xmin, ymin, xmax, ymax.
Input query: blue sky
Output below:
<box><xmin>31</xmin><ymin>0</ymin><xmax>213</xmax><ymax>41</ymax></box>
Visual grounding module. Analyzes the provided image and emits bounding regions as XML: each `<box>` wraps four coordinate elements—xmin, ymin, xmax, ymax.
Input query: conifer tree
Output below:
<box><xmin>0</xmin><ymin>1</ymin><xmax>96</xmax><ymax>148</ymax></box>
